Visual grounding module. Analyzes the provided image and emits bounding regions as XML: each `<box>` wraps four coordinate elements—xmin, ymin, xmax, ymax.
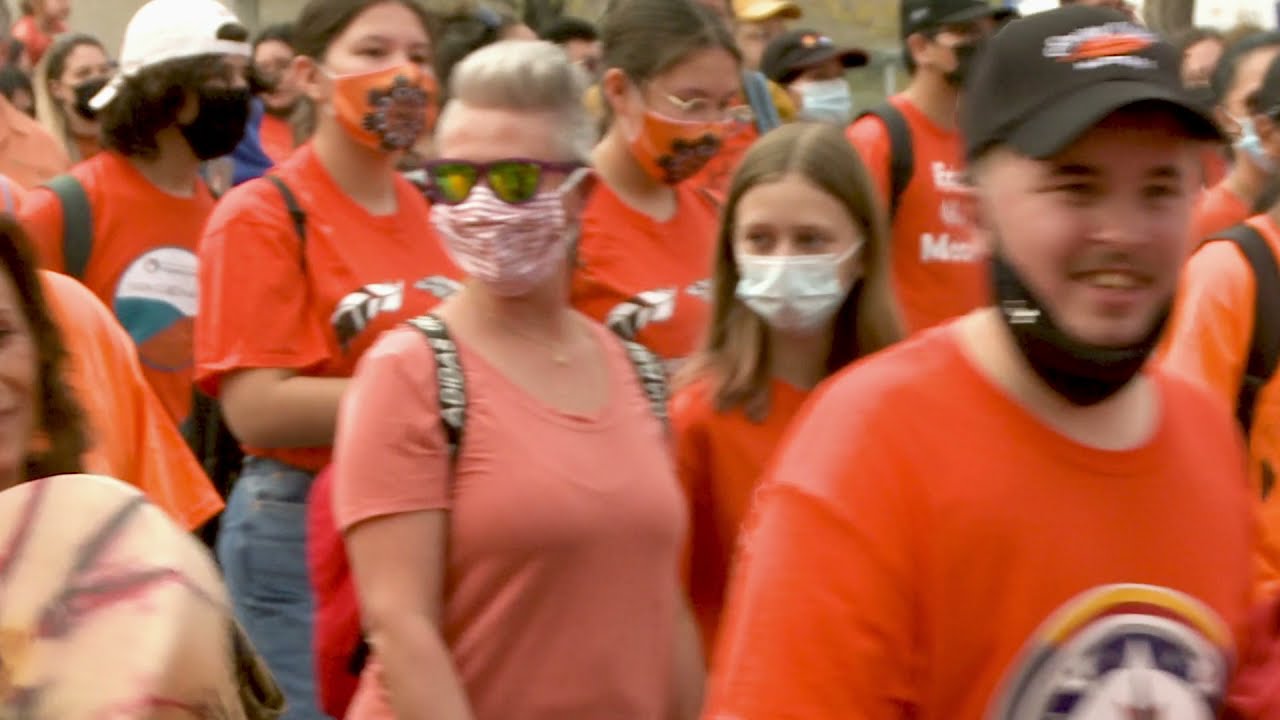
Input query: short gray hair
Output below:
<box><xmin>437</xmin><ymin>40</ymin><xmax>595</xmax><ymax>162</ymax></box>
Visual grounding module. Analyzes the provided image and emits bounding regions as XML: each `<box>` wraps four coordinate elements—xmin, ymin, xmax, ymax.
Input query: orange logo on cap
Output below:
<box><xmin>1060</xmin><ymin>33</ymin><xmax>1153</xmax><ymax>63</ymax></box>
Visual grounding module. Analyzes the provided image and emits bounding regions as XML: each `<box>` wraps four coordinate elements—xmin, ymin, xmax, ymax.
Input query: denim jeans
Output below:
<box><xmin>218</xmin><ymin>456</ymin><xmax>328</xmax><ymax>720</ymax></box>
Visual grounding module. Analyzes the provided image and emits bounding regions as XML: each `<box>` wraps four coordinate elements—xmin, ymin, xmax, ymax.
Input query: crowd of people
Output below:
<box><xmin>3</xmin><ymin>0</ymin><xmax>1280</xmax><ymax>717</ymax></box>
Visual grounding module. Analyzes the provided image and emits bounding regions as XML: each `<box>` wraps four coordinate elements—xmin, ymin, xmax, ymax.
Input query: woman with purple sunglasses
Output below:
<box><xmin>331</xmin><ymin>39</ymin><xmax>704</xmax><ymax>720</ymax></box>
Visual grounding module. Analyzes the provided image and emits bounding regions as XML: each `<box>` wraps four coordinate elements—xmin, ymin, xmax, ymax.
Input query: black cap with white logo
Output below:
<box><xmin>960</xmin><ymin>5</ymin><xmax>1223</xmax><ymax>162</ymax></box>
<box><xmin>901</xmin><ymin>0</ymin><xmax>999</xmax><ymax>40</ymax></box>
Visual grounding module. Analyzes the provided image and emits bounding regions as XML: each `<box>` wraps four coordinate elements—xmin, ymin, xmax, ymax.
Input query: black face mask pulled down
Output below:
<box><xmin>992</xmin><ymin>253</ymin><xmax>1171</xmax><ymax>406</ymax></box>
<box><xmin>180</xmin><ymin>86</ymin><xmax>252</xmax><ymax>161</ymax></box>
<box><xmin>72</xmin><ymin>77</ymin><xmax>108</xmax><ymax>121</ymax></box>
<box><xmin>945</xmin><ymin>39</ymin><xmax>983</xmax><ymax>89</ymax></box>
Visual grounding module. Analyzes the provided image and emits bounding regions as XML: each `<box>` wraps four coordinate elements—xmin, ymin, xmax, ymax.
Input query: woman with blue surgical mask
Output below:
<box><xmin>761</xmin><ymin>29</ymin><xmax>867</xmax><ymax>124</ymax></box>
<box><xmin>670</xmin><ymin>122</ymin><xmax>902</xmax><ymax>655</ymax></box>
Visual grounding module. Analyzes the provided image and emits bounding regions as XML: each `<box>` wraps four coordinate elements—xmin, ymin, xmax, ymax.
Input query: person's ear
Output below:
<box><xmin>906</xmin><ymin>32</ymin><xmax>933</xmax><ymax>71</ymax></box>
<box><xmin>601</xmin><ymin>67</ymin><xmax>631</xmax><ymax>118</ymax></box>
<box><xmin>294</xmin><ymin>55</ymin><xmax>325</xmax><ymax>104</ymax></box>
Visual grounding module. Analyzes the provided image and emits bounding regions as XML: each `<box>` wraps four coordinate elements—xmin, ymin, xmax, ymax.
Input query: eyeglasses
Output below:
<box><xmin>662</xmin><ymin>93</ymin><xmax>753</xmax><ymax>124</ymax></box>
<box><xmin>423</xmin><ymin>159</ymin><xmax>587</xmax><ymax>205</ymax></box>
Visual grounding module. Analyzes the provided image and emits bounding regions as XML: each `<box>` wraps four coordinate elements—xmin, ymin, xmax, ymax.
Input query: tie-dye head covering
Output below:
<box><xmin>0</xmin><ymin>474</ymin><xmax>283</xmax><ymax>719</ymax></box>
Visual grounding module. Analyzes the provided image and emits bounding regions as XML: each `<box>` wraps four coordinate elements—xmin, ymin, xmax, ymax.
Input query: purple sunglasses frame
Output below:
<box><xmin>422</xmin><ymin>158</ymin><xmax>587</xmax><ymax>205</ymax></box>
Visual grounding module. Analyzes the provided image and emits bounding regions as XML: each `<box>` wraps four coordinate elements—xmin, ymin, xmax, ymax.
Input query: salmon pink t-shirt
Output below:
<box><xmin>847</xmin><ymin>96</ymin><xmax>987</xmax><ymax>335</ymax></box>
<box><xmin>671</xmin><ymin>375</ymin><xmax>807</xmax><ymax>656</ymax></box>
<box><xmin>21</xmin><ymin>151</ymin><xmax>214</xmax><ymax>427</ymax></box>
<box><xmin>41</xmin><ymin>271</ymin><xmax>222</xmax><ymax>531</ymax></box>
<box><xmin>573</xmin><ymin>183</ymin><xmax>717</xmax><ymax>366</ymax></box>
<box><xmin>196</xmin><ymin>144</ymin><xmax>461</xmax><ymax>472</ymax></box>
<box><xmin>705</xmin><ymin>326</ymin><xmax>1256</xmax><ymax>719</ymax></box>
<box><xmin>333</xmin><ymin>322</ymin><xmax>685</xmax><ymax>720</ymax></box>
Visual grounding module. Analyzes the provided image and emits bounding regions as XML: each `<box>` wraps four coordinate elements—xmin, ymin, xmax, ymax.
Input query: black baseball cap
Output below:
<box><xmin>761</xmin><ymin>30</ymin><xmax>869</xmax><ymax>84</ymax></box>
<box><xmin>902</xmin><ymin>0</ymin><xmax>1000</xmax><ymax>39</ymax></box>
<box><xmin>961</xmin><ymin>5</ymin><xmax>1224</xmax><ymax>162</ymax></box>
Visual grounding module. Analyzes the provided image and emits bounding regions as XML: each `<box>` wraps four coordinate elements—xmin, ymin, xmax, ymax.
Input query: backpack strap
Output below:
<box><xmin>1207</xmin><ymin>224</ymin><xmax>1280</xmax><ymax>455</ymax></box>
<box><xmin>742</xmin><ymin>70</ymin><xmax>781</xmax><ymax>136</ymax></box>
<box><xmin>45</xmin><ymin>174</ymin><xmax>93</xmax><ymax>280</ymax></box>
<box><xmin>616</xmin><ymin>338</ymin><xmax>669</xmax><ymax>429</ymax></box>
<box><xmin>856</xmin><ymin>104</ymin><xmax>914</xmax><ymax>220</ymax></box>
<box><xmin>404</xmin><ymin>313</ymin><xmax>466</xmax><ymax>462</ymax></box>
<box><xmin>264</xmin><ymin>174</ymin><xmax>307</xmax><ymax>271</ymax></box>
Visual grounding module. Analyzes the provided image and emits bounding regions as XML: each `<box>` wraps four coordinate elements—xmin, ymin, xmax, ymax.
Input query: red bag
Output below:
<box><xmin>306</xmin><ymin>464</ymin><xmax>365</xmax><ymax>718</ymax></box>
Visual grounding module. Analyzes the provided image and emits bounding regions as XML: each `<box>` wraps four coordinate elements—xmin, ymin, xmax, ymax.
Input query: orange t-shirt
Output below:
<box><xmin>21</xmin><ymin>151</ymin><xmax>212</xmax><ymax>426</ymax></box>
<box><xmin>705</xmin><ymin>326</ymin><xmax>1256</xmax><ymax>719</ymax></box>
<box><xmin>11</xmin><ymin>15</ymin><xmax>64</xmax><ymax>66</ymax></box>
<box><xmin>670</xmin><ymin>375</ymin><xmax>807</xmax><ymax>656</ymax></box>
<box><xmin>195</xmin><ymin>143</ymin><xmax>461</xmax><ymax>472</ymax></box>
<box><xmin>846</xmin><ymin>95</ymin><xmax>987</xmax><ymax>335</ymax></box>
<box><xmin>41</xmin><ymin>271</ymin><xmax>222</xmax><ymax>530</ymax></box>
<box><xmin>0</xmin><ymin>93</ymin><xmax>69</xmax><ymax>189</ymax></box>
<box><xmin>1192</xmin><ymin>181</ymin><xmax>1252</xmax><ymax>243</ymax></box>
<box><xmin>572</xmin><ymin>183</ymin><xmax>717</xmax><ymax>366</ymax></box>
<box><xmin>333</xmin><ymin>324</ymin><xmax>684</xmax><ymax>720</ymax></box>
<box><xmin>1161</xmin><ymin>213</ymin><xmax>1280</xmax><ymax>579</ymax></box>
<box><xmin>259</xmin><ymin>113</ymin><xmax>295</xmax><ymax>166</ymax></box>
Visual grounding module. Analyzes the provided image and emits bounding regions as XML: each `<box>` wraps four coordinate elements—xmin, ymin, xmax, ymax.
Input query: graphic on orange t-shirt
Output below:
<box><xmin>196</xmin><ymin>144</ymin><xmax>462</xmax><ymax>472</ymax></box>
<box><xmin>20</xmin><ymin>151</ymin><xmax>212</xmax><ymax>426</ymax></box>
<box><xmin>41</xmin><ymin>271</ymin><xmax>222</xmax><ymax>531</ymax></box>
<box><xmin>846</xmin><ymin>96</ymin><xmax>988</xmax><ymax>334</ymax></box>
<box><xmin>572</xmin><ymin>182</ymin><xmax>717</xmax><ymax>365</ymax></box>
<box><xmin>704</xmin><ymin>326</ymin><xmax>1254</xmax><ymax>719</ymax></box>
<box><xmin>1161</xmin><ymin>213</ymin><xmax>1280</xmax><ymax>584</ymax></box>
<box><xmin>1192</xmin><ymin>182</ymin><xmax>1252</xmax><ymax>245</ymax></box>
<box><xmin>672</xmin><ymin>375</ymin><xmax>808</xmax><ymax>656</ymax></box>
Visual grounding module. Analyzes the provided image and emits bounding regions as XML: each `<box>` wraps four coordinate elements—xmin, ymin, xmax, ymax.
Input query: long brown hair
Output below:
<box><xmin>680</xmin><ymin>122</ymin><xmax>903</xmax><ymax>419</ymax></box>
<box><xmin>0</xmin><ymin>216</ymin><xmax>87</xmax><ymax>481</ymax></box>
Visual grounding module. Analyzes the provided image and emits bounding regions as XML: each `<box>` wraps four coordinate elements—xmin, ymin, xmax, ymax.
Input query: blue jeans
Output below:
<box><xmin>219</xmin><ymin>456</ymin><xmax>329</xmax><ymax>720</ymax></box>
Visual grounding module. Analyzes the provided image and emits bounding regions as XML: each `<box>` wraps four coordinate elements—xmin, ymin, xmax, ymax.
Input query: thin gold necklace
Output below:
<box><xmin>489</xmin><ymin>314</ymin><xmax>575</xmax><ymax>365</ymax></box>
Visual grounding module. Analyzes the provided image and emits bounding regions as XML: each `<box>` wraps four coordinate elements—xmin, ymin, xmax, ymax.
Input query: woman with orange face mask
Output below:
<box><xmin>572</xmin><ymin>0</ymin><xmax>742</xmax><ymax>369</ymax></box>
<box><xmin>194</xmin><ymin>1</ymin><xmax>462</xmax><ymax>717</ymax></box>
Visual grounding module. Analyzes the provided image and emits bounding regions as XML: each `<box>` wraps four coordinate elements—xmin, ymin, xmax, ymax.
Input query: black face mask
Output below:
<box><xmin>180</xmin><ymin>86</ymin><xmax>252</xmax><ymax>161</ymax></box>
<box><xmin>992</xmin><ymin>252</ymin><xmax>1170</xmax><ymax>406</ymax></box>
<box><xmin>72</xmin><ymin>77</ymin><xmax>108</xmax><ymax>121</ymax></box>
<box><xmin>945</xmin><ymin>39</ymin><xmax>983</xmax><ymax>89</ymax></box>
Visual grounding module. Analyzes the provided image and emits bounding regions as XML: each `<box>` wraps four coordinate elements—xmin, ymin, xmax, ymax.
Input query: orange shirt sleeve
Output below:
<box><xmin>705</xmin><ymin>386</ymin><xmax>920</xmax><ymax>719</ymax></box>
<box><xmin>195</xmin><ymin>180</ymin><xmax>329</xmax><ymax>395</ymax></box>
<box><xmin>18</xmin><ymin>186</ymin><xmax>67</xmax><ymax>273</ymax></box>
<box><xmin>845</xmin><ymin>116</ymin><xmax>893</xmax><ymax>216</ymax></box>
<box><xmin>1161</xmin><ymin>240</ymin><xmax>1256</xmax><ymax>407</ymax></box>
<box><xmin>41</xmin><ymin>271</ymin><xmax>222</xmax><ymax>530</ymax></box>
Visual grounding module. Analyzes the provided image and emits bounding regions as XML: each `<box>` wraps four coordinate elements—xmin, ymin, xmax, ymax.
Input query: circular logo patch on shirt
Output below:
<box><xmin>112</xmin><ymin>247</ymin><xmax>198</xmax><ymax>372</ymax></box>
<box><xmin>989</xmin><ymin>584</ymin><xmax>1232</xmax><ymax>719</ymax></box>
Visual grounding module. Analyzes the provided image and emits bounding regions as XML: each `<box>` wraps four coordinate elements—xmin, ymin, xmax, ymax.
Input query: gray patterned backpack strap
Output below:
<box><xmin>405</xmin><ymin>313</ymin><xmax>466</xmax><ymax>461</ymax></box>
<box><xmin>618</xmin><ymin>339</ymin><xmax>669</xmax><ymax>429</ymax></box>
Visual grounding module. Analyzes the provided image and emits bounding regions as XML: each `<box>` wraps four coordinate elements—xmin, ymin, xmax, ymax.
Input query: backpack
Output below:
<box><xmin>741</xmin><ymin>70</ymin><xmax>781</xmax><ymax>135</ymax></box>
<box><xmin>44</xmin><ymin>173</ymin><xmax>309</xmax><ymax>533</ymax></box>
<box><xmin>308</xmin><ymin>314</ymin><xmax>669</xmax><ymax>719</ymax></box>
<box><xmin>1204</xmin><ymin>223</ymin><xmax>1280</xmax><ymax>499</ymax></box>
<box><xmin>855</xmin><ymin>104</ymin><xmax>914</xmax><ymax>220</ymax></box>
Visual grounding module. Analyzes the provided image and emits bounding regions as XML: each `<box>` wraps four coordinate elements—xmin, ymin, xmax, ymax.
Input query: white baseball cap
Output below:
<box><xmin>90</xmin><ymin>0</ymin><xmax>251</xmax><ymax>111</ymax></box>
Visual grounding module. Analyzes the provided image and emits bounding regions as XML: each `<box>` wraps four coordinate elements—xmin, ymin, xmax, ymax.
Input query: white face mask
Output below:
<box><xmin>797</xmin><ymin>78</ymin><xmax>854</xmax><ymax>124</ymax></box>
<box><xmin>735</xmin><ymin>245</ymin><xmax>859</xmax><ymax>332</ymax></box>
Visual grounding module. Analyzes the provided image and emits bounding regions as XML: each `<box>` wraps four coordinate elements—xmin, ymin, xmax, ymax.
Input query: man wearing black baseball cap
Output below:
<box><xmin>703</xmin><ymin>6</ymin><xmax>1264</xmax><ymax>718</ymax></box>
<box><xmin>761</xmin><ymin>29</ymin><xmax>867</xmax><ymax>123</ymax></box>
<box><xmin>847</xmin><ymin>0</ymin><xmax>1001</xmax><ymax>337</ymax></box>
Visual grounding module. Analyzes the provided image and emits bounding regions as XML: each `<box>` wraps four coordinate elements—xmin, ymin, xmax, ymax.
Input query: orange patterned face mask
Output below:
<box><xmin>328</xmin><ymin>62</ymin><xmax>438</xmax><ymax>152</ymax></box>
<box><xmin>627</xmin><ymin>110</ymin><xmax>728</xmax><ymax>185</ymax></box>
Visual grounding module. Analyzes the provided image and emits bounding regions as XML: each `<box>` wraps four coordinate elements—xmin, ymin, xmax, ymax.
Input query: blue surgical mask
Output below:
<box><xmin>1233</xmin><ymin>115</ymin><xmax>1276</xmax><ymax>173</ymax></box>
<box><xmin>797</xmin><ymin>78</ymin><xmax>854</xmax><ymax>125</ymax></box>
<box><xmin>735</xmin><ymin>245</ymin><xmax>859</xmax><ymax>332</ymax></box>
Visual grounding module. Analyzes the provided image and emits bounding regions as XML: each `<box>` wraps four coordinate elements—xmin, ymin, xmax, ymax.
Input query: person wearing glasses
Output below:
<box><xmin>194</xmin><ymin>0</ymin><xmax>461</xmax><ymax>717</ymax></box>
<box><xmin>573</xmin><ymin>0</ymin><xmax>742</xmax><ymax>369</ymax></box>
<box><xmin>332</xmin><ymin>39</ymin><xmax>702</xmax><ymax>720</ymax></box>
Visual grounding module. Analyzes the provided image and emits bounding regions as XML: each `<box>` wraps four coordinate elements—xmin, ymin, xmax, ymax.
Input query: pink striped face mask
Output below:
<box><xmin>430</xmin><ymin>166</ymin><xmax>592</xmax><ymax>297</ymax></box>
